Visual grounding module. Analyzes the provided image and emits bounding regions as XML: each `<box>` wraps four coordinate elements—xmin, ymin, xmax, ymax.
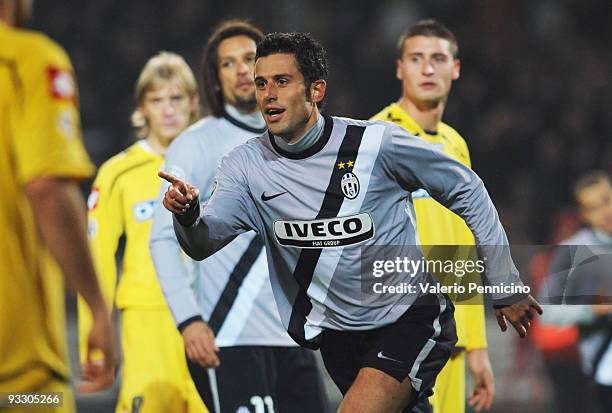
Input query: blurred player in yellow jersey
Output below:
<box><xmin>0</xmin><ymin>0</ymin><xmax>117</xmax><ymax>411</ymax></box>
<box><xmin>77</xmin><ymin>52</ymin><xmax>206</xmax><ymax>413</ymax></box>
<box><xmin>372</xmin><ymin>19</ymin><xmax>495</xmax><ymax>413</ymax></box>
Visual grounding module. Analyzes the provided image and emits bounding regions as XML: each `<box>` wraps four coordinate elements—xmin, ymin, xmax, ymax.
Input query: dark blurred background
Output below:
<box><xmin>27</xmin><ymin>1</ymin><xmax>612</xmax><ymax>411</ymax></box>
<box><xmin>31</xmin><ymin>0</ymin><xmax>612</xmax><ymax>245</ymax></box>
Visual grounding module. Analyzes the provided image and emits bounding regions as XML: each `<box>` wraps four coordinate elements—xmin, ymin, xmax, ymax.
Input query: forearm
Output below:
<box><xmin>173</xmin><ymin>213</ymin><xmax>224</xmax><ymax>261</ymax></box>
<box><xmin>25</xmin><ymin>178</ymin><xmax>106</xmax><ymax>313</ymax></box>
<box><xmin>426</xmin><ymin>166</ymin><xmax>523</xmax><ymax>300</ymax></box>
<box><xmin>150</xmin><ymin>213</ymin><xmax>203</xmax><ymax>325</ymax></box>
<box><xmin>172</xmin><ymin>200</ymin><xmax>239</xmax><ymax>261</ymax></box>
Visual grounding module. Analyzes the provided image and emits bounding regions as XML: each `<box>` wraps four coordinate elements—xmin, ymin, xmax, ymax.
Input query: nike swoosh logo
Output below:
<box><xmin>377</xmin><ymin>351</ymin><xmax>404</xmax><ymax>364</ymax></box>
<box><xmin>261</xmin><ymin>191</ymin><xmax>287</xmax><ymax>202</ymax></box>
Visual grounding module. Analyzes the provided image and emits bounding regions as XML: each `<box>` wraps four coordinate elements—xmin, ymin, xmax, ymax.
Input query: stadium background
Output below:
<box><xmin>28</xmin><ymin>0</ymin><xmax>611</xmax><ymax>411</ymax></box>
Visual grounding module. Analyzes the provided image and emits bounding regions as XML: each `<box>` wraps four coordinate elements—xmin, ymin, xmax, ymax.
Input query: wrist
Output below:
<box><xmin>492</xmin><ymin>292</ymin><xmax>530</xmax><ymax>308</ymax></box>
<box><xmin>178</xmin><ymin>315</ymin><xmax>204</xmax><ymax>333</ymax></box>
<box><xmin>176</xmin><ymin>198</ymin><xmax>200</xmax><ymax>226</ymax></box>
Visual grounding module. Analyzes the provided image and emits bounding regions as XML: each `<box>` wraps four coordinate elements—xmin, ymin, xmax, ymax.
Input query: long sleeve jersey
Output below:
<box><xmin>150</xmin><ymin>114</ymin><xmax>295</xmax><ymax>346</ymax></box>
<box><xmin>173</xmin><ymin>115</ymin><xmax>523</xmax><ymax>348</ymax></box>
<box><xmin>372</xmin><ymin>103</ymin><xmax>488</xmax><ymax>351</ymax></box>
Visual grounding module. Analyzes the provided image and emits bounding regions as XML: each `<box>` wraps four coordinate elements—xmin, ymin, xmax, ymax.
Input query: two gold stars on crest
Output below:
<box><xmin>337</xmin><ymin>160</ymin><xmax>354</xmax><ymax>169</ymax></box>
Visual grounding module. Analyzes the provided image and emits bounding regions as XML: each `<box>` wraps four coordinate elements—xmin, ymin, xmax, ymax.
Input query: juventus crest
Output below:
<box><xmin>341</xmin><ymin>172</ymin><xmax>360</xmax><ymax>199</ymax></box>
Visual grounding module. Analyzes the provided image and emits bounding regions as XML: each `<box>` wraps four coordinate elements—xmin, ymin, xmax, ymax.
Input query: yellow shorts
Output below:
<box><xmin>429</xmin><ymin>351</ymin><xmax>465</xmax><ymax>413</ymax></box>
<box><xmin>2</xmin><ymin>378</ymin><xmax>75</xmax><ymax>413</ymax></box>
<box><xmin>116</xmin><ymin>308</ymin><xmax>207</xmax><ymax>413</ymax></box>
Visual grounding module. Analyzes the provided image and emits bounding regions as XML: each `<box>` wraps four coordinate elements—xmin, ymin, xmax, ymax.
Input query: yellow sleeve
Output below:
<box><xmin>464</xmin><ymin>305</ymin><xmax>488</xmax><ymax>350</ymax></box>
<box><xmin>77</xmin><ymin>163</ymin><xmax>124</xmax><ymax>363</ymax></box>
<box><xmin>12</xmin><ymin>37</ymin><xmax>94</xmax><ymax>184</ymax></box>
<box><xmin>460</xmin><ymin>137</ymin><xmax>472</xmax><ymax>169</ymax></box>
<box><xmin>460</xmin><ymin>139</ymin><xmax>488</xmax><ymax>349</ymax></box>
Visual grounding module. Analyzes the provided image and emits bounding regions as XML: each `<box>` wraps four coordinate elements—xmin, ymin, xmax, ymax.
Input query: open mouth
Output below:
<box><xmin>265</xmin><ymin>107</ymin><xmax>286</xmax><ymax>121</ymax></box>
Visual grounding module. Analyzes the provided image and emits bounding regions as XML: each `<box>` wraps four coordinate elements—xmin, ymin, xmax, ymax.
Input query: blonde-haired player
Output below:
<box><xmin>1</xmin><ymin>0</ymin><xmax>116</xmax><ymax>411</ymax></box>
<box><xmin>78</xmin><ymin>51</ymin><xmax>206</xmax><ymax>413</ymax></box>
<box><xmin>372</xmin><ymin>19</ymin><xmax>494</xmax><ymax>413</ymax></box>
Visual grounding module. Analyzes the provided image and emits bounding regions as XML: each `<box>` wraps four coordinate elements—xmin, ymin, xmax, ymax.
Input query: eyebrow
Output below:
<box><xmin>406</xmin><ymin>51</ymin><xmax>449</xmax><ymax>58</ymax></box>
<box><xmin>254</xmin><ymin>73</ymin><xmax>293</xmax><ymax>81</ymax></box>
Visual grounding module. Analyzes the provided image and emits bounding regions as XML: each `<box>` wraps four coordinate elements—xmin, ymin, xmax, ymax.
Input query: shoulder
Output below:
<box><xmin>95</xmin><ymin>143</ymin><xmax>151</xmax><ymax>188</ymax></box>
<box><xmin>370</xmin><ymin>103</ymin><xmax>396</xmax><ymax>122</ymax></box>
<box><xmin>165</xmin><ymin>117</ymin><xmax>222</xmax><ymax>166</ymax></box>
<box><xmin>8</xmin><ymin>27</ymin><xmax>71</xmax><ymax>71</ymax></box>
<box><xmin>214</xmin><ymin>134</ymin><xmax>266</xmax><ymax>172</ymax></box>
<box><xmin>168</xmin><ymin>116</ymin><xmax>216</xmax><ymax>155</ymax></box>
<box><xmin>331</xmin><ymin>115</ymin><xmax>394</xmax><ymax>133</ymax></box>
<box><xmin>183</xmin><ymin>116</ymin><xmax>222</xmax><ymax>136</ymax></box>
<box><xmin>168</xmin><ymin>115</ymin><xmax>252</xmax><ymax>156</ymax></box>
<box><xmin>439</xmin><ymin>122</ymin><xmax>469</xmax><ymax>151</ymax></box>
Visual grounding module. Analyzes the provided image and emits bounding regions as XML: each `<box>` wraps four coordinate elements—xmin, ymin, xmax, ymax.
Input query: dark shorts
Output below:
<box><xmin>319</xmin><ymin>294</ymin><xmax>457</xmax><ymax>413</ymax></box>
<box><xmin>187</xmin><ymin>345</ymin><xmax>330</xmax><ymax>413</ymax></box>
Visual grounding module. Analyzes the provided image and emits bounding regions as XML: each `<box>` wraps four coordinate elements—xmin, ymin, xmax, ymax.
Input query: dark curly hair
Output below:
<box><xmin>256</xmin><ymin>32</ymin><xmax>329</xmax><ymax>108</ymax></box>
<box><xmin>201</xmin><ymin>19</ymin><xmax>264</xmax><ymax>117</ymax></box>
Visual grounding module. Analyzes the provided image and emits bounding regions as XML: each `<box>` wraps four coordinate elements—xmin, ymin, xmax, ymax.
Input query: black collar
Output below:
<box><xmin>268</xmin><ymin>114</ymin><xmax>333</xmax><ymax>160</ymax></box>
<box><xmin>222</xmin><ymin>111</ymin><xmax>267</xmax><ymax>134</ymax></box>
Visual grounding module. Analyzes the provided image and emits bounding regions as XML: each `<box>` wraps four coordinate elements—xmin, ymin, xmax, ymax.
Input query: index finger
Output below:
<box><xmin>158</xmin><ymin>170</ymin><xmax>180</xmax><ymax>185</ymax></box>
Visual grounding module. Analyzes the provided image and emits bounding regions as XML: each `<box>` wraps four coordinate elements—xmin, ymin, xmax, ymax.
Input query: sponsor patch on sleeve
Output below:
<box><xmin>87</xmin><ymin>187</ymin><xmax>99</xmax><ymax>210</ymax></box>
<box><xmin>87</xmin><ymin>217</ymin><xmax>98</xmax><ymax>238</ymax></box>
<box><xmin>47</xmin><ymin>66</ymin><xmax>76</xmax><ymax>102</ymax></box>
<box><xmin>133</xmin><ymin>200</ymin><xmax>156</xmax><ymax>222</ymax></box>
<box><xmin>56</xmin><ymin>108</ymin><xmax>77</xmax><ymax>139</ymax></box>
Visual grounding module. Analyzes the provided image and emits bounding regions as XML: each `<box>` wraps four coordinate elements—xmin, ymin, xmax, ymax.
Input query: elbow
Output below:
<box><xmin>188</xmin><ymin>251</ymin><xmax>207</xmax><ymax>261</ymax></box>
<box><xmin>176</xmin><ymin>238</ymin><xmax>208</xmax><ymax>261</ymax></box>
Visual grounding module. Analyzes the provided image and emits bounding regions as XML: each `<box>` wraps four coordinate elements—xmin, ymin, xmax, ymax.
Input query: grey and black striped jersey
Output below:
<box><xmin>150</xmin><ymin>112</ymin><xmax>296</xmax><ymax>347</ymax></box>
<box><xmin>174</xmin><ymin>115</ymin><xmax>524</xmax><ymax>348</ymax></box>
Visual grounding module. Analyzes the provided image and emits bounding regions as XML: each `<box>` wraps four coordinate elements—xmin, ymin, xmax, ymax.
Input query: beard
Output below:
<box><xmin>233</xmin><ymin>91</ymin><xmax>257</xmax><ymax>113</ymax></box>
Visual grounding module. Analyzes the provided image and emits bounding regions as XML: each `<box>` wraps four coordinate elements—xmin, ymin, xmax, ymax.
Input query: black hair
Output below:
<box><xmin>201</xmin><ymin>19</ymin><xmax>264</xmax><ymax>117</ymax></box>
<box><xmin>256</xmin><ymin>32</ymin><xmax>329</xmax><ymax>107</ymax></box>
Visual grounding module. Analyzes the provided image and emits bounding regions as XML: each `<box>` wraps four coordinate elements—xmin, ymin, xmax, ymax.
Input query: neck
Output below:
<box><xmin>146</xmin><ymin>135</ymin><xmax>172</xmax><ymax>155</ymax></box>
<box><xmin>273</xmin><ymin>113</ymin><xmax>324</xmax><ymax>154</ymax></box>
<box><xmin>397</xmin><ymin>96</ymin><xmax>445</xmax><ymax>132</ymax></box>
<box><xmin>280</xmin><ymin>105</ymin><xmax>320</xmax><ymax>145</ymax></box>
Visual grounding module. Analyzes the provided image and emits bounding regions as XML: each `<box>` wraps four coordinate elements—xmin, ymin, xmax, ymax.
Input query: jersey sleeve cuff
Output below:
<box><xmin>177</xmin><ymin>315</ymin><xmax>204</xmax><ymax>333</ymax></box>
<box><xmin>492</xmin><ymin>292</ymin><xmax>530</xmax><ymax>308</ymax></box>
<box><xmin>175</xmin><ymin>198</ymin><xmax>200</xmax><ymax>226</ymax></box>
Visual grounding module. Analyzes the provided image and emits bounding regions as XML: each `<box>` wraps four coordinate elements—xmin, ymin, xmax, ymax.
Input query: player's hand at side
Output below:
<box><xmin>158</xmin><ymin>171</ymin><xmax>200</xmax><ymax>215</ymax></box>
<box><xmin>78</xmin><ymin>310</ymin><xmax>118</xmax><ymax>393</ymax></box>
<box><xmin>467</xmin><ymin>348</ymin><xmax>495</xmax><ymax>412</ymax></box>
<box><xmin>182</xmin><ymin>320</ymin><xmax>220</xmax><ymax>368</ymax></box>
<box><xmin>494</xmin><ymin>294</ymin><xmax>543</xmax><ymax>338</ymax></box>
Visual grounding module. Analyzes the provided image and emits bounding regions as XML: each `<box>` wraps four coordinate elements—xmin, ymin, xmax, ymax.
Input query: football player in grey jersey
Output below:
<box><xmin>159</xmin><ymin>32</ymin><xmax>543</xmax><ymax>413</ymax></box>
<box><xmin>150</xmin><ymin>22</ymin><xmax>328</xmax><ymax>413</ymax></box>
